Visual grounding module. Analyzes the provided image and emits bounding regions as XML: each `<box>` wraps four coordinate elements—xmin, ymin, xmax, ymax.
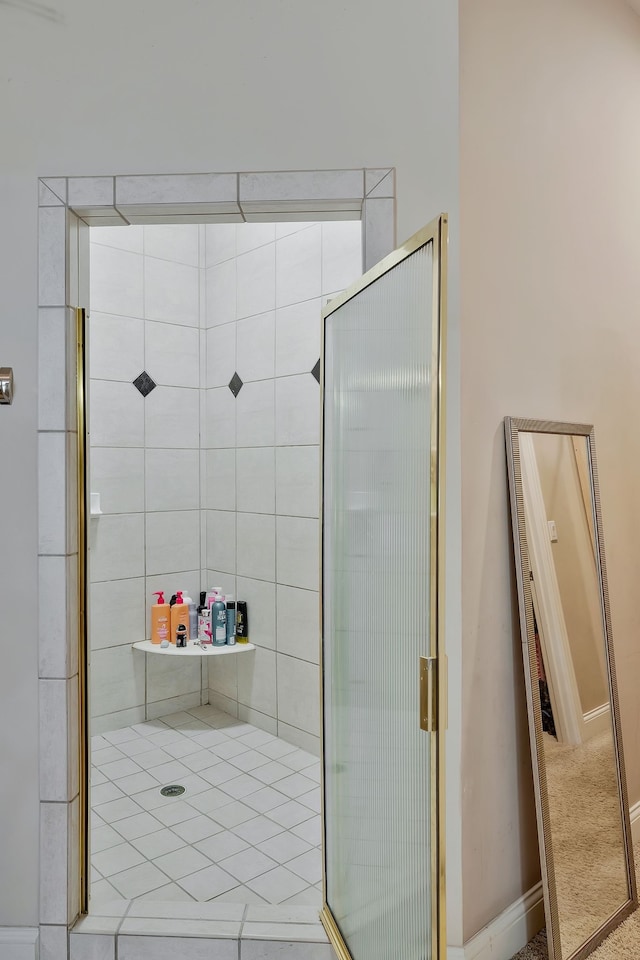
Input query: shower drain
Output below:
<box><xmin>160</xmin><ymin>784</ymin><xmax>185</xmax><ymax>797</ymax></box>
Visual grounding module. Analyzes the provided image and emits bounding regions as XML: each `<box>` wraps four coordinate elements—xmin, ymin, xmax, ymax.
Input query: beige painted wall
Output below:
<box><xmin>533</xmin><ymin>433</ymin><xmax>607</xmax><ymax>715</ymax></box>
<box><xmin>460</xmin><ymin>0</ymin><xmax>640</xmax><ymax>940</ymax></box>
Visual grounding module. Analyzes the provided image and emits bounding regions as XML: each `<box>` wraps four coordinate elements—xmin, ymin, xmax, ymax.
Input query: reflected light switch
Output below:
<box><xmin>548</xmin><ymin>520</ymin><xmax>558</xmax><ymax>542</ymax></box>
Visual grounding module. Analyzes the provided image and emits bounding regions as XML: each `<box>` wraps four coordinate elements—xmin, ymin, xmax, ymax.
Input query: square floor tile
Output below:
<box><xmin>177</xmin><ymin>864</ymin><xmax>238</xmax><ymax>901</ymax></box>
<box><xmin>149</xmin><ymin>760</ymin><xmax>192</xmax><ymax>783</ymax></box>
<box><xmin>90</xmin><ymin>878</ymin><xmax>120</xmax><ymax>903</ymax></box>
<box><xmin>109</xmin><ymin>861</ymin><xmax>169</xmax><ymax>898</ymax></box>
<box><xmin>232</xmin><ymin>816</ymin><xmax>284</xmax><ymax>846</ymax></box>
<box><xmin>219</xmin><ymin>848</ymin><xmax>278</xmax><ymax>883</ymax></box>
<box><xmin>176</xmin><ymin>773</ymin><xmax>213</xmax><ymax>797</ymax></box>
<box><xmin>267</xmin><ymin>800</ymin><xmax>314</xmax><ymax>829</ymax></box>
<box><xmin>271</xmin><ymin>773</ymin><xmax>316</xmax><ymax>800</ymax></box>
<box><xmin>119</xmin><ymin>738</ymin><xmax>165</xmax><ymax>758</ymax></box>
<box><xmin>210</xmin><ymin>740</ymin><xmax>251</xmax><ymax>761</ymax></box>
<box><xmin>256</xmin><ymin>738</ymin><xmax>298</xmax><ymax>761</ymax></box>
<box><xmin>243</xmin><ymin>787</ymin><xmax>289</xmax><ymax>815</ymax></box>
<box><xmin>182</xmin><ymin>750</ymin><xmax>223</xmax><ymax>773</ymax></box>
<box><xmin>282</xmin><ymin>886</ymin><xmax>323</xmax><ymax>907</ymax></box>
<box><xmin>113</xmin><ymin>771</ymin><xmax>162</xmax><ymax>796</ymax></box>
<box><xmin>172</xmin><ymin>815</ymin><xmax>224</xmax><ymax>844</ymax></box>
<box><xmin>163</xmin><ymin>739</ymin><xmax>206</xmax><ymax>759</ymax></box>
<box><xmin>187</xmin><ymin>787</ymin><xmax>235</xmax><ymax>816</ymax></box>
<box><xmin>91</xmin><ymin>782</ymin><xmax>125</xmax><ymax>806</ymax></box>
<box><xmin>245</xmin><ymin>866</ymin><xmax>308</xmax><ymax>903</ymax></box>
<box><xmin>131</xmin><ymin>829</ymin><xmax>188</xmax><ymax>860</ymax></box>
<box><xmin>256</xmin><ymin>832</ymin><xmax>312</xmax><ymax>864</ymax></box>
<box><xmin>160</xmin><ymin>711</ymin><xmax>196</xmax><ymax>728</ymax></box>
<box><xmin>228</xmin><ymin>750</ymin><xmax>272</xmax><ymax>773</ymax></box>
<box><xmin>251</xmin><ymin>761</ymin><xmax>292</xmax><ymax>785</ymax></box>
<box><xmin>93</xmin><ymin>842</ymin><xmax>145</xmax><ymax>878</ymax></box>
<box><xmin>113</xmin><ymin>811</ymin><xmax>164</xmax><ymax>841</ymax></box>
<box><xmin>219</xmin><ymin>773</ymin><xmax>263</xmax><ymax>800</ymax></box>
<box><xmin>195</xmin><ymin>832</ymin><xmax>249</xmax><ymax>862</ymax></box>
<box><xmin>153</xmin><ymin>845</ymin><xmax>212</xmax><ymax>881</ymax></box>
<box><xmin>135</xmin><ymin>882</ymin><xmax>195</xmax><ymax>902</ymax></box>
<box><xmin>291</xmin><ymin>817</ymin><xmax>321</xmax><ymax>847</ymax></box>
<box><xmin>211</xmin><ymin>801</ymin><xmax>256</xmax><ymax>829</ymax></box>
<box><xmin>103</xmin><ymin>727</ymin><xmax>143</xmax><ymax>745</ymax></box>
<box><xmin>237</xmin><ymin>730</ymin><xmax>275</xmax><ymax>749</ymax></box>
<box><xmin>199</xmin><ymin>762</ymin><xmax>241</xmax><ymax>786</ymax></box>
<box><xmin>298</xmin><ymin>789</ymin><xmax>320</xmax><ymax>813</ymax></box>
<box><xmin>96</xmin><ymin>796</ymin><xmax>144</xmax><ymax>823</ymax></box>
<box><xmin>91</xmin><ymin>768</ymin><xmax>107</xmax><ymax>786</ymax></box>
<box><xmin>91</xmin><ymin>736</ymin><xmax>110</xmax><ymax>751</ymax></box>
<box><xmin>100</xmin><ymin>757</ymin><xmax>143</xmax><ymax>780</ymax></box>
<box><xmin>92</xmin><ymin>824</ymin><xmax>123</xmax><ymax>854</ymax></box>
<box><xmin>279</xmin><ymin>750</ymin><xmax>317</xmax><ymax>772</ymax></box>
<box><xmin>192</xmin><ymin>729</ymin><xmax>230</xmax><ymax>748</ymax></box>
<box><xmin>93</xmin><ymin>746</ymin><xmax>125</xmax><ymax>766</ymax></box>
<box><xmin>286</xmin><ymin>849</ymin><xmax>322</xmax><ymax>885</ymax></box>
<box><xmin>154</xmin><ymin>801</ymin><xmax>200</xmax><ymax>827</ymax></box>
<box><xmin>211</xmin><ymin>885</ymin><xmax>268</xmax><ymax>905</ymax></box>
<box><xmin>133</xmin><ymin>748</ymin><xmax>172</xmax><ymax>769</ymax></box>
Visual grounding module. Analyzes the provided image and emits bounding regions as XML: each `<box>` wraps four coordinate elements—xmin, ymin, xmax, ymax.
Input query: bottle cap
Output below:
<box><xmin>176</xmin><ymin>590</ymin><xmax>183</xmax><ymax>604</ymax></box>
<box><xmin>153</xmin><ymin>591</ymin><xmax>165</xmax><ymax>604</ymax></box>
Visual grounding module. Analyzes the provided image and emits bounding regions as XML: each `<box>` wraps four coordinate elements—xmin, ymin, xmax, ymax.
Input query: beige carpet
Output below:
<box><xmin>511</xmin><ymin>730</ymin><xmax>635</xmax><ymax>959</ymax></box>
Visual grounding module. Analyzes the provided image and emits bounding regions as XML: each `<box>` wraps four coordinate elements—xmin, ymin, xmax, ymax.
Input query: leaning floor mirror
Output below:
<box><xmin>504</xmin><ymin>418</ymin><xmax>637</xmax><ymax>960</ymax></box>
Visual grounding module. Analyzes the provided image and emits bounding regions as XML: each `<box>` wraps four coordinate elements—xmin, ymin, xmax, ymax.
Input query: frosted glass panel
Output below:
<box><xmin>323</xmin><ymin>242</ymin><xmax>434</xmax><ymax>960</ymax></box>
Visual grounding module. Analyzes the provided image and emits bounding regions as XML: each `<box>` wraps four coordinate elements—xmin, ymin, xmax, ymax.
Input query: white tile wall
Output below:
<box><xmin>90</xmin><ymin>244</ymin><xmax>144</xmax><ymax>318</ymax></box>
<box><xmin>145</xmin><ymin>321</ymin><xmax>199</xmax><ymax>388</ymax></box>
<box><xmin>274</xmin><ymin>299</ymin><xmax>321</xmax><ymax>378</ymax></box>
<box><xmin>206</xmin><ymin>323</ymin><xmax>236</xmax><ymax>388</ymax></box>
<box><xmin>91</xmin><ymin>449</ymin><xmax>145</xmax><ymax>515</ymax></box>
<box><xmin>203</xmin><ymin>221</ymin><xmax>361</xmax><ymax>747</ymax></box>
<box><xmin>89</xmin><ymin>219</ymin><xmax>359</xmax><ymax>743</ymax></box>
<box><xmin>236</xmin><ymin>311</ymin><xmax>275</xmax><ymax>382</ymax></box>
<box><xmin>145</xmin><ymin>449</ymin><xmax>200</xmax><ymax>512</ymax></box>
<box><xmin>144</xmin><ymin>258</ymin><xmax>199</xmax><ymax>327</ymax></box>
<box><xmin>89</xmin><ymin>313</ymin><xmax>144</xmax><ymax>383</ymax></box>
<box><xmin>236</xmin><ymin>449</ymin><xmax>275</xmax><ymax>515</ymax></box>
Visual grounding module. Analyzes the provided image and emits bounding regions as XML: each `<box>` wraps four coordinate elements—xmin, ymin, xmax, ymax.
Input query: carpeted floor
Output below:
<box><xmin>511</xmin><ymin>730</ymin><xmax>634</xmax><ymax>959</ymax></box>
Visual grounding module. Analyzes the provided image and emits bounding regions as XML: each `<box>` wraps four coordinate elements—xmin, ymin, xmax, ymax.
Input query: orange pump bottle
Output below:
<box><xmin>151</xmin><ymin>592</ymin><xmax>170</xmax><ymax>644</ymax></box>
<box><xmin>170</xmin><ymin>591</ymin><xmax>189</xmax><ymax>645</ymax></box>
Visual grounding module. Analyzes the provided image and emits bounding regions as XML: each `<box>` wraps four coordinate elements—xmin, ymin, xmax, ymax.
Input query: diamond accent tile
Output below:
<box><xmin>228</xmin><ymin>372</ymin><xmax>243</xmax><ymax>397</ymax></box>
<box><xmin>133</xmin><ymin>371</ymin><xmax>156</xmax><ymax>397</ymax></box>
<box><xmin>311</xmin><ymin>359</ymin><xmax>320</xmax><ymax>384</ymax></box>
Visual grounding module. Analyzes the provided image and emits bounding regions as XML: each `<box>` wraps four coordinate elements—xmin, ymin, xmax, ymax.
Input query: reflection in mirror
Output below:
<box><xmin>505</xmin><ymin>420</ymin><xmax>637</xmax><ymax>960</ymax></box>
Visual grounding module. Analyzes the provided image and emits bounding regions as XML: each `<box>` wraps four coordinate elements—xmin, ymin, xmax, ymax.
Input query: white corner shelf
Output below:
<box><xmin>132</xmin><ymin>640</ymin><xmax>255</xmax><ymax>657</ymax></box>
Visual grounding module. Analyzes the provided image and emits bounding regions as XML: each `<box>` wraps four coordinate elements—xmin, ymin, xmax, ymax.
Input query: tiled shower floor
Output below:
<box><xmin>90</xmin><ymin>704</ymin><xmax>322</xmax><ymax>907</ymax></box>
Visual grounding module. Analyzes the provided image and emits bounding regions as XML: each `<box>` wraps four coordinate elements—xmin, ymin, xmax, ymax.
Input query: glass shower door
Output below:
<box><xmin>321</xmin><ymin>217</ymin><xmax>447</xmax><ymax>960</ymax></box>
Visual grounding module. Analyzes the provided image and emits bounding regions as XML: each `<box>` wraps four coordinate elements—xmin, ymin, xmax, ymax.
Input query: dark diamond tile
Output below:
<box><xmin>229</xmin><ymin>372</ymin><xmax>243</xmax><ymax>397</ymax></box>
<box><xmin>311</xmin><ymin>359</ymin><xmax>321</xmax><ymax>384</ymax></box>
<box><xmin>133</xmin><ymin>371</ymin><xmax>157</xmax><ymax>397</ymax></box>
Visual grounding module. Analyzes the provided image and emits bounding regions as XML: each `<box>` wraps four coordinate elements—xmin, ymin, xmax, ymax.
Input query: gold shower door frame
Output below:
<box><xmin>319</xmin><ymin>215</ymin><xmax>449</xmax><ymax>960</ymax></box>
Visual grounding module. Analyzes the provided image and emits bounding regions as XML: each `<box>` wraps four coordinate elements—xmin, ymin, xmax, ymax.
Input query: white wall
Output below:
<box><xmin>88</xmin><ymin>225</ymin><xmax>205</xmax><ymax>732</ymax></box>
<box><xmin>0</xmin><ymin>0</ymin><xmax>459</xmax><ymax>932</ymax></box>
<box><xmin>204</xmin><ymin>220</ymin><xmax>362</xmax><ymax>754</ymax></box>
<box><xmin>460</xmin><ymin>0</ymin><xmax>640</xmax><ymax>941</ymax></box>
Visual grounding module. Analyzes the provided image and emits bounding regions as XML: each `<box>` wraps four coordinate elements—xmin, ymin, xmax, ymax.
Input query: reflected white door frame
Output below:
<box><xmin>519</xmin><ymin>432</ymin><xmax>584</xmax><ymax>746</ymax></box>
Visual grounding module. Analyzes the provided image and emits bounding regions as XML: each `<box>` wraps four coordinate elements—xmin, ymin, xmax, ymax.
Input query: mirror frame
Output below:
<box><xmin>504</xmin><ymin>417</ymin><xmax>637</xmax><ymax>960</ymax></box>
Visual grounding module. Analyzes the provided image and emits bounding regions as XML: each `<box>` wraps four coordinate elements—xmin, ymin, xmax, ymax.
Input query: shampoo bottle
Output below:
<box><xmin>180</xmin><ymin>591</ymin><xmax>197</xmax><ymax>640</ymax></box>
<box><xmin>236</xmin><ymin>601</ymin><xmax>249</xmax><ymax>643</ymax></box>
<box><xmin>225</xmin><ymin>595</ymin><xmax>236</xmax><ymax>645</ymax></box>
<box><xmin>151</xmin><ymin>592</ymin><xmax>170</xmax><ymax>644</ymax></box>
<box><xmin>212</xmin><ymin>595</ymin><xmax>227</xmax><ymax>646</ymax></box>
<box><xmin>171</xmin><ymin>591</ymin><xmax>189</xmax><ymax>645</ymax></box>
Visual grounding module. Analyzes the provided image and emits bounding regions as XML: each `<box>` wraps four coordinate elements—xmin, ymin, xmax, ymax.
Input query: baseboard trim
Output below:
<box><xmin>462</xmin><ymin>882</ymin><xmax>544</xmax><ymax>960</ymax></box>
<box><xmin>459</xmin><ymin>798</ymin><xmax>640</xmax><ymax>960</ymax></box>
<box><xmin>0</xmin><ymin>928</ymin><xmax>39</xmax><ymax>960</ymax></box>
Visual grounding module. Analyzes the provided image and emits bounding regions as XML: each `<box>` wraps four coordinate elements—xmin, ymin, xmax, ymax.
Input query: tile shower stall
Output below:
<box><xmin>87</xmin><ymin>220</ymin><xmax>361</xmax><ymax>905</ymax></box>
